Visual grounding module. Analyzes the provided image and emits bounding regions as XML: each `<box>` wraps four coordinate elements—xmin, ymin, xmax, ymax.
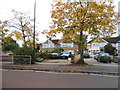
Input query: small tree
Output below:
<box><xmin>10</xmin><ymin>10</ymin><xmax>39</xmax><ymax>47</ymax></box>
<box><xmin>104</xmin><ymin>43</ymin><xmax>116</xmax><ymax>55</ymax></box>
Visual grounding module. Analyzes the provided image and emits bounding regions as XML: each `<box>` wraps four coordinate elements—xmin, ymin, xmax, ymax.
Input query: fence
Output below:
<box><xmin>12</xmin><ymin>55</ymin><xmax>32</xmax><ymax>65</ymax></box>
<box><xmin>1</xmin><ymin>55</ymin><xmax>32</xmax><ymax>65</ymax></box>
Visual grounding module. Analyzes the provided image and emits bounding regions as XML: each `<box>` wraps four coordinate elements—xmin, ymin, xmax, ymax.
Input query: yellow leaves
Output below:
<box><xmin>53</xmin><ymin>0</ymin><xmax>62</xmax><ymax>2</ymax></box>
<box><xmin>49</xmin><ymin>0</ymin><xmax>117</xmax><ymax>43</ymax></box>
<box><xmin>13</xmin><ymin>31</ymin><xmax>23</xmax><ymax>40</ymax></box>
<box><xmin>48</xmin><ymin>30</ymin><xmax>57</xmax><ymax>34</ymax></box>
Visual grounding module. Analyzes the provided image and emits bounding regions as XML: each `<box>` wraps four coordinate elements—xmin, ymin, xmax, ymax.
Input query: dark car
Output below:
<box><xmin>60</xmin><ymin>52</ymin><xmax>72</xmax><ymax>59</ymax></box>
<box><xmin>83</xmin><ymin>53</ymin><xmax>90</xmax><ymax>58</ymax></box>
<box><xmin>96</xmin><ymin>53</ymin><xmax>111</xmax><ymax>63</ymax></box>
<box><xmin>51</xmin><ymin>53</ymin><xmax>60</xmax><ymax>59</ymax></box>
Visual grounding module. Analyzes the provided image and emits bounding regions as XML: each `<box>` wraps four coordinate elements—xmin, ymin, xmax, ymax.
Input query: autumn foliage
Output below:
<box><xmin>47</xmin><ymin>0</ymin><xmax>117</xmax><ymax>64</ymax></box>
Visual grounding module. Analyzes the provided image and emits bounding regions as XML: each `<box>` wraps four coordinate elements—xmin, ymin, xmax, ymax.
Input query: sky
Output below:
<box><xmin>0</xmin><ymin>0</ymin><xmax>120</xmax><ymax>44</ymax></box>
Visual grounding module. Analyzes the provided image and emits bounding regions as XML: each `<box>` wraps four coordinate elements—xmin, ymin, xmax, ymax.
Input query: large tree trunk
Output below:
<box><xmin>75</xmin><ymin>31</ymin><xmax>85</xmax><ymax>64</ymax></box>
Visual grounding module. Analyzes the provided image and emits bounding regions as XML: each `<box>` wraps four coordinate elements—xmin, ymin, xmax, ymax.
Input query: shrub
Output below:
<box><xmin>112</xmin><ymin>59</ymin><xmax>120</xmax><ymax>63</ymax></box>
<box><xmin>52</xmin><ymin>48</ymin><xmax>64</xmax><ymax>54</ymax></box>
<box><xmin>104</xmin><ymin>43</ymin><xmax>116</xmax><ymax>55</ymax></box>
<box><xmin>14</xmin><ymin>47</ymin><xmax>33</xmax><ymax>64</ymax></box>
<box><xmin>14</xmin><ymin>47</ymin><xmax>33</xmax><ymax>56</ymax></box>
<box><xmin>35</xmin><ymin>52</ymin><xmax>52</xmax><ymax>56</ymax></box>
<box><xmin>13</xmin><ymin>56</ymin><xmax>31</xmax><ymax>64</ymax></box>
<box><xmin>35</xmin><ymin>52</ymin><xmax>53</xmax><ymax>59</ymax></box>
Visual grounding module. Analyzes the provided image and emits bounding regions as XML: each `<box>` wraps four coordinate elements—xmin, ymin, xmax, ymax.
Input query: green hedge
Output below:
<box><xmin>13</xmin><ymin>56</ymin><xmax>31</xmax><ymax>65</ymax></box>
<box><xmin>112</xmin><ymin>59</ymin><xmax>120</xmax><ymax>64</ymax></box>
<box><xmin>35</xmin><ymin>52</ymin><xmax>52</xmax><ymax>56</ymax></box>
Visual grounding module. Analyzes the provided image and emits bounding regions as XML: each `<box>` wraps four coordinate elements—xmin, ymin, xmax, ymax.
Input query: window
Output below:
<box><xmin>42</xmin><ymin>44</ymin><xmax>55</xmax><ymax>48</ymax></box>
<box><xmin>61</xmin><ymin>43</ymin><xmax>67</xmax><ymax>47</ymax></box>
<box><xmin>42</xmin><ymin>44</ymin><xmax>47</xmax><ymax>48</ymax></box>
<box><xmin>60</xmin><ymin>43</ymin><xmax>73</xmax><ymax>48</ymax></box>
<box><xmin>67</xmin><ymin>43</ymin><xmax>73</xmax><ymax>47</ymax></box>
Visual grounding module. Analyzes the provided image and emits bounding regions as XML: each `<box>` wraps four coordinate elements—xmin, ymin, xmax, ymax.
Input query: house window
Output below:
<box><xmin>67</xmin><ymin>43</ymin><xmax>73</xmax><ymax>47</ymax></box>
<box><xmin>60</xmin><ymin>43</ymin><xmax>73</xmax><ymax>48</ymax></box>
<box><xmin>42</xmin><ymin>44</ymin><xmax>55</xmax><ymax>48</ymax></box>
<box><xmin>61</xmin><ymin>43</ymin><xmax>67</xmax><ymax>47</ymax></box>
<box><xmin>42</xmin><ymin>44</ymin><xmax>47</xmax><ymax>48</ymax></box>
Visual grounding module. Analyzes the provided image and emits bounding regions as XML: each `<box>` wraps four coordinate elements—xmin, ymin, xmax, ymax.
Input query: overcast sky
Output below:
<box><xmin>0</xmin><ymin>0</ymin><xmax>120</xmax><ymax>44</ymax></box>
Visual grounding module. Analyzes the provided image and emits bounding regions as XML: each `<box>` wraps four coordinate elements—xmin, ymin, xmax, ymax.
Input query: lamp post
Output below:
<box><xmin>33</xmin><ymin>0</ymin><xmax>36</xmax><ymax>64</ymax></box>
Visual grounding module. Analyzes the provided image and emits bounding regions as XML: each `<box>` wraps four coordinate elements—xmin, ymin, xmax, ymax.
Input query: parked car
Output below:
<box><xmin>94</xmin><ymin>52</ymin><xmax>105</xmax><ymax>60</ymax></box>
<box><xmin>96</xmin><ymin>53</ymin><xmax>111</xmax><ymax>63</ymax></box>
<box><xmin>94</xmin><ymin>54</ymin><xmax>98</xmax><ymax>60</ymax></box>
<box><xmin>60</xmin><ymin>52</ymin><xmax>71</xmax><ymax>59</ymax></box>
<box><xmin>51</xmin><ymin>53</ymin><xmax>60</xmax><ymax>59</ymax></box>
<box><xmin>83</xmin><ymin>53</ymin><xmax>90</xmax><ymax>58</ymax></box>
<box><xmin>115</xmin><ymin>53</ymin><xmax>120</xmax><ymax>59</ymax></box>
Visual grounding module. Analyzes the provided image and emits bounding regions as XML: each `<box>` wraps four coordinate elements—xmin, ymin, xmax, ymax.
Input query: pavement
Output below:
<box><xmin>1</xmin><ymin>58</ymin><xmax>120</xmax><ymax>76</ymax></box>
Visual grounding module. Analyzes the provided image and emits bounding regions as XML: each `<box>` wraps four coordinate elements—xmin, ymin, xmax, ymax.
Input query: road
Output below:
<box><xmin>2</xmin><ymin>70</ymin><xmax>118</xmax><ymax>88</ymax></box>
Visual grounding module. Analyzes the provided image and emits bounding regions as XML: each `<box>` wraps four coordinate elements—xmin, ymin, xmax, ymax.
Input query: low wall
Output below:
<box><xmin>72</xmin><ymin>54</ymin><xmax>80</xmax><ymax>63</ymax></box>
<box><xmin>0</xmin><ymin>55</ymin><xmax>12</xmax><ymax>62</ymax></box>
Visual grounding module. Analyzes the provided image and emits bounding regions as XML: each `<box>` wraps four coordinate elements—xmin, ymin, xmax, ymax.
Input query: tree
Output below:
<box><xmin>46</xmin><ymin>0</ymin><xmax>117</xmax><ymax>64</ymax></box>
<box><xmin>10</xmin><ymin>10</ymin><xmax>39</xmax><ymax>47</ymax></box>
<box><xmin>0</xmin><ymin>20</ymin><xmax>13</xmax><ymax>44</ymax></box>
<box><xmin>2</xmin><ymin>38</ymin><xmax>19</xmax><ymax>52</ymax></box>
<box><xmin>104</xmin><ymin>43</ymin><xmax>116</xmax><ymax>55</ymax></box>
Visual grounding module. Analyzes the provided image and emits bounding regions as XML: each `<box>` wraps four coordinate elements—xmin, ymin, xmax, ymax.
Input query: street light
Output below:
<box><xmin>32</xmin><ymin>0</ymin><xmax>36</xmax><ymax>64</ymax></box>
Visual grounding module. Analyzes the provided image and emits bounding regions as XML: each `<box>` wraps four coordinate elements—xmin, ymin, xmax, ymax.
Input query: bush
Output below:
<box><xmin>52</xmin><ymin>48</ymin><xmax>64</xmax><ymax>54</ymax></box>
<box><xmin>112</xmin><ymin>59</ymin><xmax>120</xmax><ymax>63</ymax></box>
<box><xmin>35</xmin><ymin>58</ymin><xmax>45</xmax><ymax>62</ymax></box>
<box><xmin>13</xmin><ymin>55</ymin><xmax>31</xmax><ymax>65</ymax></box>
<box><xmin>35</xmin><ymin>52</ymin><xmax>53</xmax><ymax>59</ymax></box>
<box><xmin>35</xmin><ymin>52</ymin><xmax>52</xmax><ymax>56</ymax></box>
<box><xmin>14</xmin><ymin>47</ymin><xmax>33</xmax><ymax>64</ymax></box>
<box><xmin>104</xmin><ymin>43</ymin><xmax>116</xmax><ymax>55</ymax></box>
<box><xmin>14</xmin><ymin>47</ymin><xmax>33</xmax><ymax>56</ymax></box>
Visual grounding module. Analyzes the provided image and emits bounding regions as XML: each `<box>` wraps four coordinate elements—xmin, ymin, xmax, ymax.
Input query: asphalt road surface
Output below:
<box><xmin>2</xmin><ymin>70</ymin><xmax>118</xmax><ymax>88</ymax></box>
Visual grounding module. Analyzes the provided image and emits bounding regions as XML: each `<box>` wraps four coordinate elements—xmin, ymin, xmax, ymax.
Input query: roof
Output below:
<box><xmin>104</xmin><ymin>36</ymin><xmax>120</xmax><ymax>44</ymax></box>
<box><xmin>88</xmin><ymin>36</ymin><xmax>120</xmax><ymax>44</ymax></box>
<box><xmin>50</xmin><ymin>39</ymin><xmax>61</xmax><ymax>45</ymax></box>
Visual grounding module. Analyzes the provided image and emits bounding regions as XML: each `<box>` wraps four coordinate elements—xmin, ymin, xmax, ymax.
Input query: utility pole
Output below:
<box><xmin>33</xmin><ymin>0</ymin><xmax>36</xmax><ymax>64</ymax></box>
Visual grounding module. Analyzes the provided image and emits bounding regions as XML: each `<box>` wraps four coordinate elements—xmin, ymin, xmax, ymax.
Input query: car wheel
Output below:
<box><xmin>62</xmin><ymin>56</ymin><xmax>65</xmax><ymax>59</ymax></box>
<box><xmin>97</xmin><ymin>59</ymin><xmax>100</xmax><ymax>62</ymax></box>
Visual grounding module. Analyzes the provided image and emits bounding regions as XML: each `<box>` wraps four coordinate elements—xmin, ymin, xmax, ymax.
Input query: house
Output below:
<box><xmin>87</xmin><ymin>35</ymin><xmax>120</xmax><ymax>55</ymax></box>
<box><xmin>88</xmin><ymin>2</ymin><xmax>120</xmax><ymax>54</ymax></box>
<box><xmin>40</xmin><ymin>39</ymin><xmax>78</xmax><ymax>54</ymax></box>
<box><xmin>104</xmin><ymin>36</ymin><xmax>120</xmax><ymax>54</ymax></box>
<box><xmin>87</xmin><ymin>39</ymin><xmax>108</xmax><ymax>54</ymax></box>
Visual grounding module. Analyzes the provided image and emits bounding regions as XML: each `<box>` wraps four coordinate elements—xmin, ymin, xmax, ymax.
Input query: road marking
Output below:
<box><xmin>35</xmin><ymin>71</ymin><xmax>119</xmax><ymax>78</ymax></box>
<box><xmin>2</xmin><ymin>69</ymin><xmax>119</xmax><ymax>78</ymax></box>
<box><xmin>93</xmin><ymin>64</ymin><xmax>119</xmax><ymax>67</ymax></box>
<box><xmin>2</xmin><ymin>69</ymin><xmax>34</xmax><ymax>72</ymax></box>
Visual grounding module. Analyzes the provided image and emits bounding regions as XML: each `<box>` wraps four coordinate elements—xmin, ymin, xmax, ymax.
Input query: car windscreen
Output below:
<box><xmin>101</xmin><ymin>53</ymin><xmax>109</xmax><ymax>56</ymax></box>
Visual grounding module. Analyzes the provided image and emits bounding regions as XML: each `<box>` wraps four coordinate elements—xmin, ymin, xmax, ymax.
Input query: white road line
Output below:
<box><xmin>35</xmin><ymin>71</ymin><xmax>119</xmax><ymax>78</ymax></box>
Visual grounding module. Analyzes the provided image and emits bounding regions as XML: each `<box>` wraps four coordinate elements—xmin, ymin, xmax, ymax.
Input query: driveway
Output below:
<box><xmin>84</xmin><ymin>58</ymin><xmax>118</xmax><ymax>67</ymax></box>
<box><xmin>40</xmin><ymin>58</ymin><xmax>118</xmax><ymax>67</ymax></box>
